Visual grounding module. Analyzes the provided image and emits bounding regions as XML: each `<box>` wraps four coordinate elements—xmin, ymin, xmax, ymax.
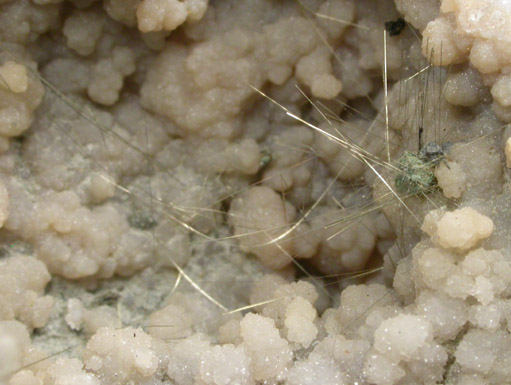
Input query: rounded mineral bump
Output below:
<box><xmin>284</xmin><ymin>296</ymin><xmax>318</xmax><ymax>348</ymax></box>
<box><xmin>198</xmin><ymin>344</ymin><xmax>254</xmax><ymax>385</ymax></box>
<box><xmin>42</xmin><ymin>357</ymin><xmax>100</xmax><ymax>385</ymax></box>
<box><xmin>83</xmin><ymin>327</ymin><xmax>158</xmax><ymax>384</ymax></box>
<box><xmin>0</xmin><ymin>61</ymin><xmax>28</xmax><ymax>93</ymax></box>
<box><xmin>373</xmin><ymin>314</ymin><xmax>432</xmax><ymax>361</ymax></box>
<box><xmin>456</xmin><ymin>329</ymin><xmax>500</xmax><ymax>374</ymax></box>
<box><xmin>415</xmin><ymin>290</ymin><xmax>468</xmax><ymax>340</ymax></box>
<box><xmin>7</xmin><ymin>370</ymin><xmax>41</xmax><ymax>385</ymax></box>
<box><xmin>0</xmin><ymin>321</ymin><xmax>30</xmax><ymax>381</ymax></box>
<box><xmin>363</xmin><ymin>351</ymin><xmax>406</xmax><ymax>385</ymax></box>
<box><xmin>136</xmin><ymin>0</ymin><xmax>188</xmax><ymax>33</ymax></box>
<box><xmin>228</xmin><ymin>186</ymin><xmax>296</xmax><ymax>269</ymax></box>
<box><xmin>417</xmin><ymin>247</ymin><xmax>457</xmax><ymax>289</ymax></box>
<box><xmin>167</xmin><ymin>334</ymin><xmax>211</xmax><ymax>385</ymax></box>
<box><xmin>89</xmin><ymin>173</ymin><xmax>115</xmax><ymax>203</ymax></box>
<box><xmin>434</xmin><ymin>207</ymin><xmax>494</xmax><ymax>251</ymax></box>
<box><xmin>434</xmin><ymin>160</ymin><xmax>467</xmax><ymax>199</ymax></box>
<box><xmin>240</xmin><ymin>313</ymin><xmax>292</xmax><ymax>381</ymax></box>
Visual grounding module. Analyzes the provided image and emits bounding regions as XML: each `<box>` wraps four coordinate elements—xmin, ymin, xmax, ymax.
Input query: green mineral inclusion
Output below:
<box><xmin>395</xmin><ymin>152</ymin><xmax>437</xmax><ymax>195</ymax></box>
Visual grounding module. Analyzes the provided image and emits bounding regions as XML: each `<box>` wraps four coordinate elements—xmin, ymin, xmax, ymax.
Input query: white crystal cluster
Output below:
<box><xmin>0</xmin><ymin>0</ymin><xmax>510</xmax><ymax>384</ymax></box>
<box><xmin>4</xmin><ymin>207</ymin><xmax>509</xmax><ymax>384</ymax></box>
